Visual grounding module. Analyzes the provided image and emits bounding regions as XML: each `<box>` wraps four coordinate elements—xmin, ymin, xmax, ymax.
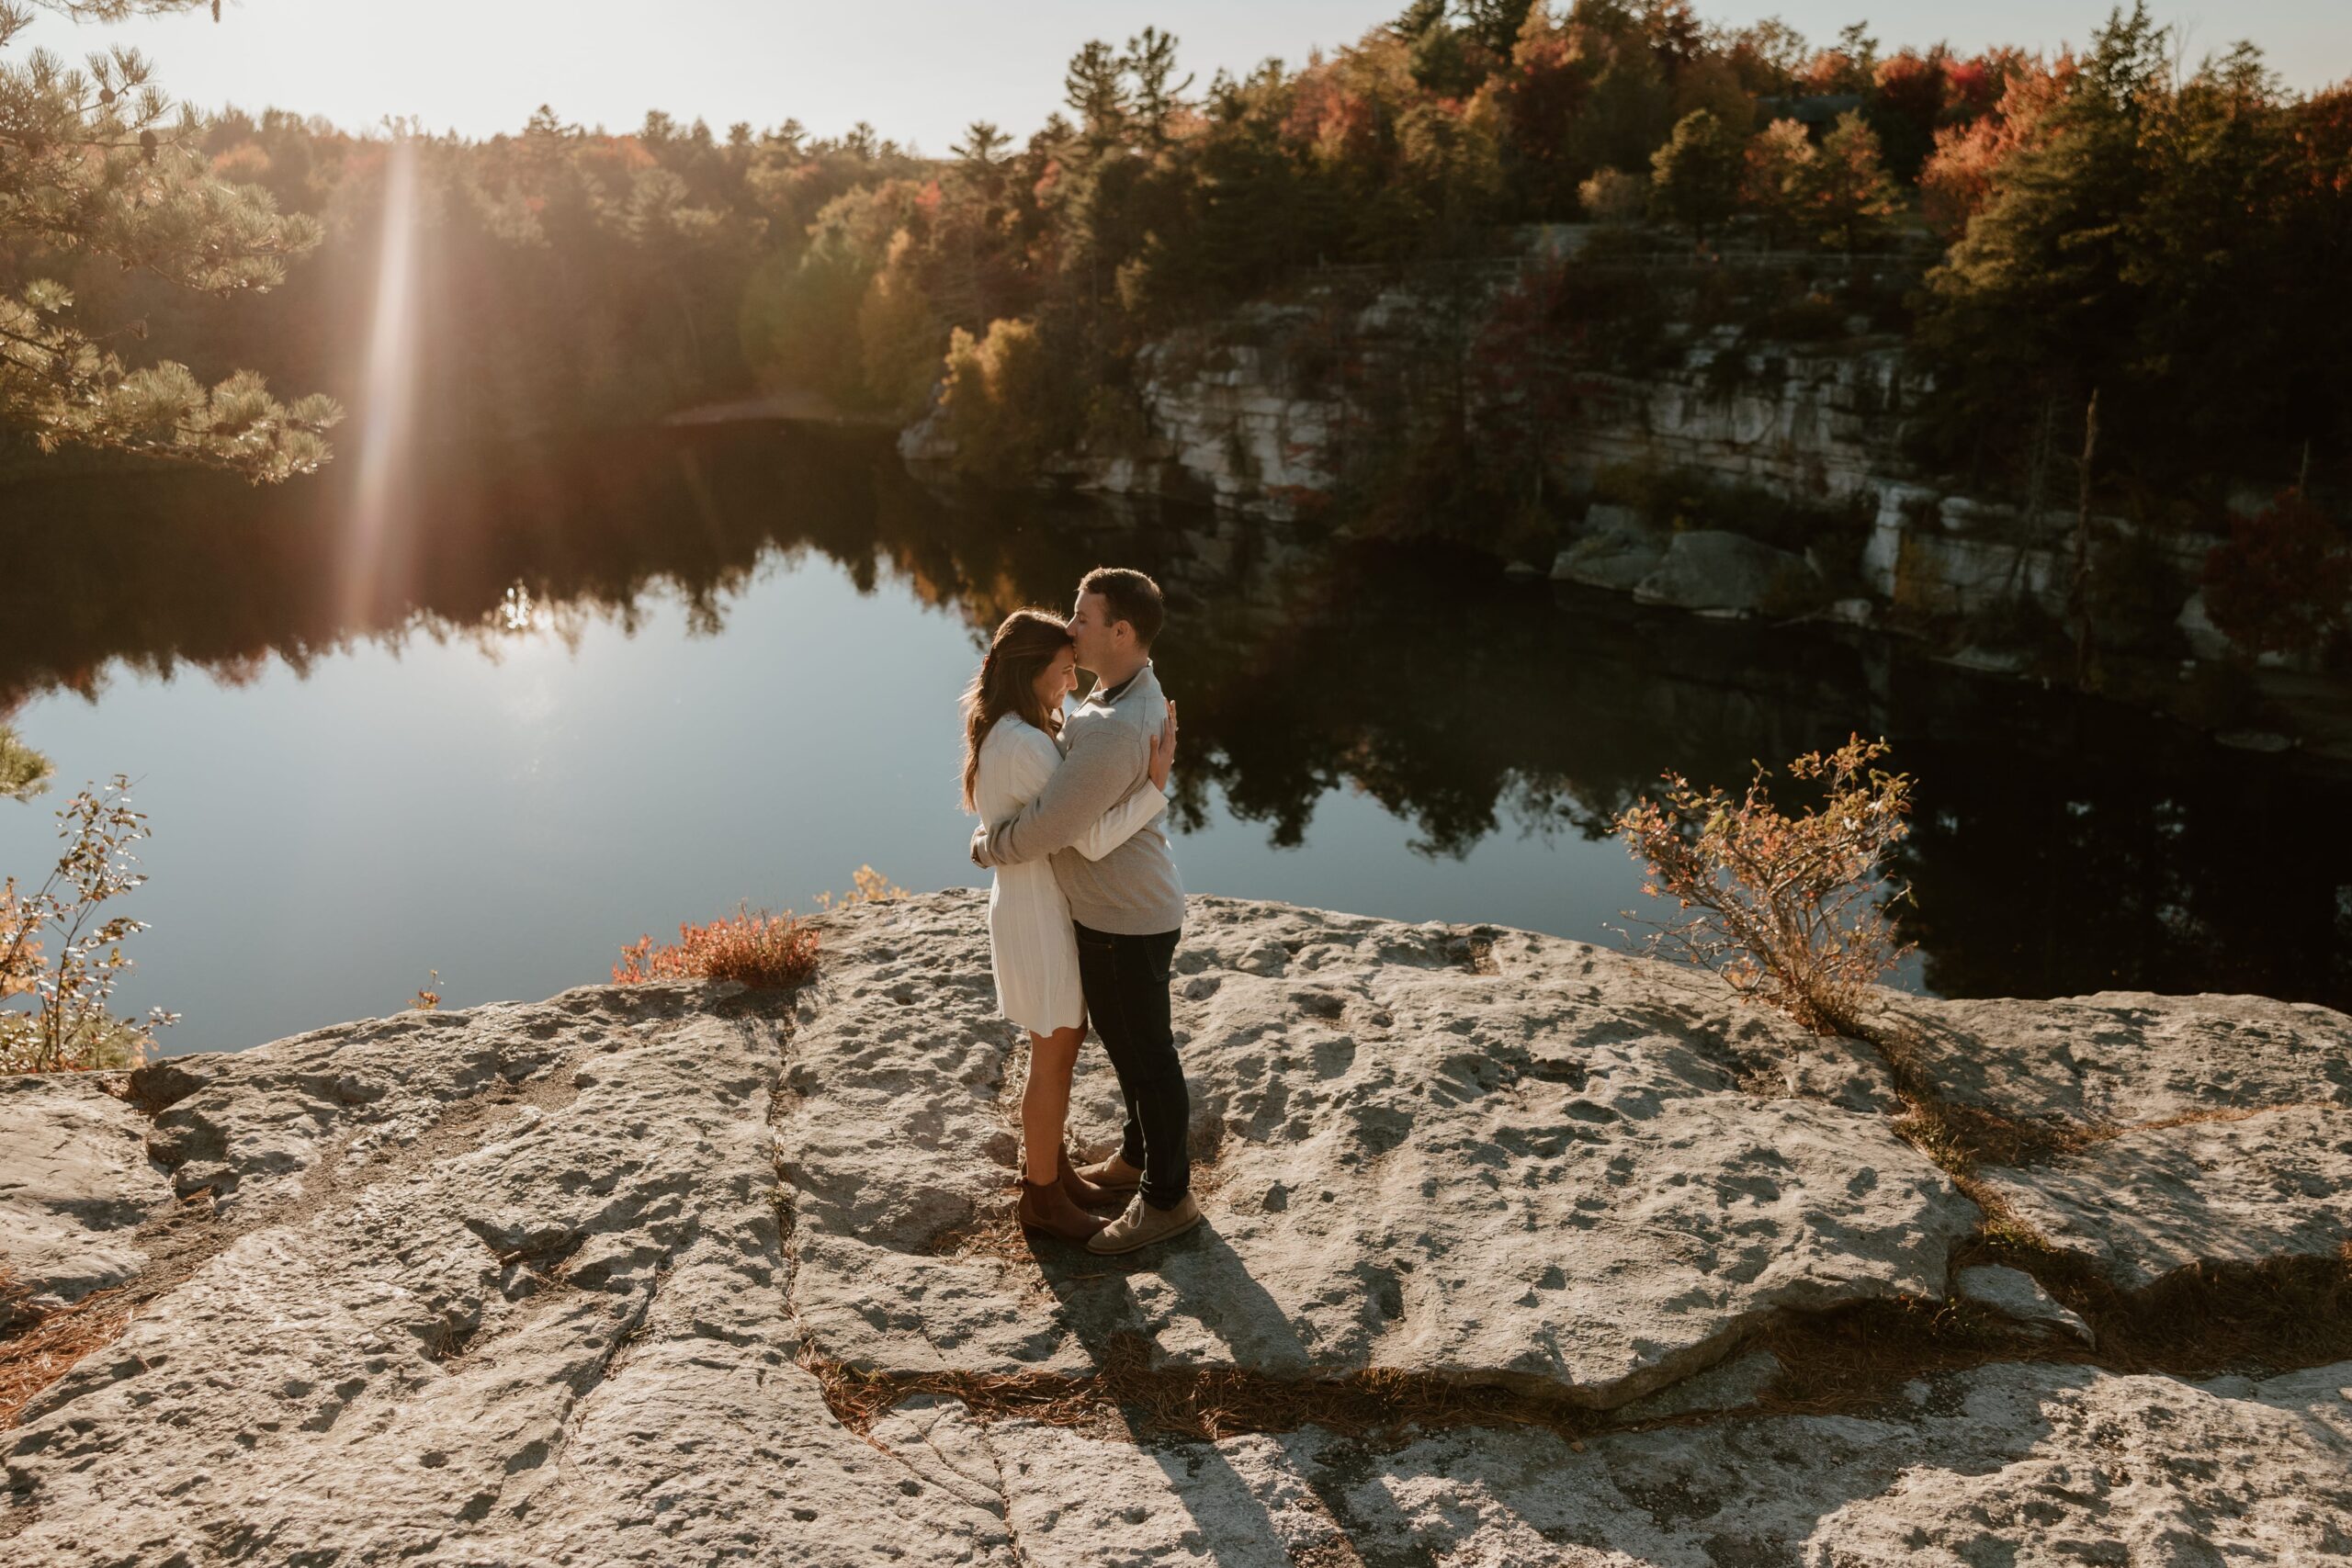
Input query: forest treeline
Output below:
<box><xmin>3</xmin><ymin>0</ymin><xmax>2349</xmax><ymax>509</ymax></box>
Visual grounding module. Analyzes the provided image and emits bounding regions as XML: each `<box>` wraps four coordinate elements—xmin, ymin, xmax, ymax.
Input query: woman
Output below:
<box><xmin>961</xmin><ymin>608</ymin><xmax>1176</xmax><ymax>1242</ymax></box>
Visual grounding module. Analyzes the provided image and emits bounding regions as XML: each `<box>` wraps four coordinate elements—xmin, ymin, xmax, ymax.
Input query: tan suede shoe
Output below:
<box><xmin>1084</xmin><ymin>1192</ymin><xmax>1203</xmax><ymax>1256</ymax></box>
<box><xmin>1072</xmin><ymin>1151</ymin><xmax>1143</xmax><ymax>1195</ymax></box>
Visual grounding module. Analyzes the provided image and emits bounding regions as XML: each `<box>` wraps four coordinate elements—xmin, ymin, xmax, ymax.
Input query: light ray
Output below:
<box><xmin>339</xmin><ymin>138</ymin><xmax>422</xmax><ymax>626</ymax></box>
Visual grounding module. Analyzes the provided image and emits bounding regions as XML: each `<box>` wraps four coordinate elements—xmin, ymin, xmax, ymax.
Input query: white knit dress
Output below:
<box><xmin>975</xmin><ymin>716</ymin><xmax>1167</xmax><ymax>1036</ymax></box>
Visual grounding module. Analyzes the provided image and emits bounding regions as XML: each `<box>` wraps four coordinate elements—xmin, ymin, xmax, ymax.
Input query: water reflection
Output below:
<box><xmin>4</xmin><ymin>423</ymin><xmax>2346</xmax><ymax>1017</ymax></box>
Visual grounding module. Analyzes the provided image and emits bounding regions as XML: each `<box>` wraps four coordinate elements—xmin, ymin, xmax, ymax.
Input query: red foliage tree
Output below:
<box><xmin>2200</xmin><ymin>490</ymin><xmax>2352</xmax><ymax>661</ymax></box>
<box><xmin>1868</xmin><ymin>48</ymin><xmax>1950</xmax><ymax>180</ymax></box>
<box><xmin>1917</xmin><ymin>54</ymin><xmax>2075</xmax><ymax>238</ymax></box>
<box><xmin>1487</xmin><ymin>28</ymin><xmax>1595</xmax><ymax>216</ymax></box>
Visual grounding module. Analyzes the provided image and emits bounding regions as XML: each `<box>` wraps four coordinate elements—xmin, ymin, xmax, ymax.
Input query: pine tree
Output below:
<box><xmin>1064</xmin><ymin>39</ymin><xmax>1133</xmax><ymax>151</ymax></box>
<box><xmin>0</xmin><ymin>1</ymin><xmax>341</xmax><ymax>479</ymax></box>
<box><xmin>1124</xmin><ymin>27</ymin><xmax>1192</xmax><ymax>146</ymax></box>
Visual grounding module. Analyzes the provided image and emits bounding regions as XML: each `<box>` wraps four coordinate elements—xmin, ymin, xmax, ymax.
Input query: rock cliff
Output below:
<box><xmin>5</xmin><ymin>892</ymin><xmax>2350</xmax><ymax>1564</ymax></box>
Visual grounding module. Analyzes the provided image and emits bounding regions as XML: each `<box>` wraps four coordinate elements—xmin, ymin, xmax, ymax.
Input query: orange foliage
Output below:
<box><xmin>1283</xmin><ymin>58</ymin><xmax>1382</xmax><ymax>162</ymax></box>
<box><xmin>2289</xmin><ymin>83</ymin><xmax>2352</xmax><ymax>197</ymax></box>
<box><xmin>209</xmin><ymin>141</ymin><xmax>271</xmax><ymax>180</ymax></box>
<box><xmin>0</xmin><ymin>877</ymin><xmax>39</xmax><ymax>1001</ymax></box>
<box><xmin>1487</xmin><ymin>26</ymin><xmax>1592</xmax><ymax>181</ymax></box>
<box><xmin>1614</xmin><ymin>736</ymin><xmax>1916</xmax><ymax>1036</ymax></box>
<box><xmin>2199</xmin><ymin>490</ymin><xmax>2352</xmax><ymax>661</ymax></box>
<box><xmin>613</xmin><ymin>904</ymin><xmax>820</xmax><ymax>990</ymax></box>
<box><xmin>1918</xmin><ymin>54</ymin><xmax>2075</xmax><ymax>238</ymax></box>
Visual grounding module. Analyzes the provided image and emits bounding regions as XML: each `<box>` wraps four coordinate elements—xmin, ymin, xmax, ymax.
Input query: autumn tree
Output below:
<box><xmin>1912</xmin><ymin>5</ymin><xmax>2350</xmax><ymax>491</ymax></box>
<box><xmin>0</xmin><ymin>0</ymin><xmax>340</xmax><ymax>477</ymax></box>
<box><xmin>1739</xmin><ymin>117</ymin><xmax>1813</xmax><ymax>247</ymax></box>
<box><xmin>1917</xmin><ymin>53</ymin><xmax>2069</xmax><ymax>238</ymax></box>
<box><xmin>1865</xmin><ymin>47</ymin><xmax>1951</xmax><ymax>181</ymax></box>
<box><xmin>2199</xmin><ymin>489</ymin><xmax>2352</xmax><ymax>661</ymax></box>
<box><xmin>1794</xmin><ymin>109</ymin><xmax>1904</xmax><ymax>250</ymax></box>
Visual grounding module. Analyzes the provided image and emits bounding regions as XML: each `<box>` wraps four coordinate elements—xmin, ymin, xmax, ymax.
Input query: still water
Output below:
<box><xmin>4</xmin><ymin>425</ymin><xmax>2346</xmax><ymax>1052</ymax></box>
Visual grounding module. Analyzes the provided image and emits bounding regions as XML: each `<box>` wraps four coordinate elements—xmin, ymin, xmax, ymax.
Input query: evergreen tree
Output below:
<box><xmin>1459</xmin><ymin>0</ymin><xmax>1535</xmax><ymax>60</ymax></box>
<box><xmin>0</xmin><ymin>0</ymin><xmax>340</xmax><ymax>478</ymax></box>
<box><xmin>1124</xmin><ymin>27</ymin><xmax>1193</xmax><ymax>146</ymax></box>
<box><xmin>1913</xmin><ymin>4</ymin><xmax>2170</xmax><ymax>476</ymax></box>
<box><xmin>1405</xmin><ymin>15</ymin><xmax>1480</xmax><ymax>99</ymax></box>
<box><xmin>1064</xmin><ymin>39</ymin><xmax>1133</xmax><ymax>150</ymax></box>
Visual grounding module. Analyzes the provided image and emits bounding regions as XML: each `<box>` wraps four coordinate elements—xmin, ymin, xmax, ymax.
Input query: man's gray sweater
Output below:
<box><xmin>972</xmin><ymin>662</ymin><xmax>1185</xmax><ymax>935</ymax></box>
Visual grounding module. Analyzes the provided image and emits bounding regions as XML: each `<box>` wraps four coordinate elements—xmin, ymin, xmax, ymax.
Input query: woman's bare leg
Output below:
<box><xmin>1022</xmin><ymin>1025</ymin><xmax>1086</xmax><ymax>1184</ymax></box>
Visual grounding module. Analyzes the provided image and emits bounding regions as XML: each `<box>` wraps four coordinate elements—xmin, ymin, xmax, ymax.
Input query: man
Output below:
<box><xmin>970</xmin><ymin>567</ymin><xmax>1197</xmax><ymax>1256</ymax></box>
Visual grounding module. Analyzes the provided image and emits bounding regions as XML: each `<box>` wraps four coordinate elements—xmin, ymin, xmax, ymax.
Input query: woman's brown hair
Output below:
<box><xmin>960</xmin><ymin>608</ymin><xmax>1075</xmax><ymax>812</ymax></box>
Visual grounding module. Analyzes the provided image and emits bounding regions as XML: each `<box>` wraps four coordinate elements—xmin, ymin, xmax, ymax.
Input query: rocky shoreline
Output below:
<box><xmin>5</xmin><ymin>892</ymin><xmax>2350</xmax><ymax>1563</ymax></box>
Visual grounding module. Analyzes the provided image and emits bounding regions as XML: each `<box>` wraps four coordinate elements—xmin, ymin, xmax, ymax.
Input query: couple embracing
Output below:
<box><xmin>959</xmin><ymin>567</ymin><xmax>1198</xmax><ymax>1258</ymax></box>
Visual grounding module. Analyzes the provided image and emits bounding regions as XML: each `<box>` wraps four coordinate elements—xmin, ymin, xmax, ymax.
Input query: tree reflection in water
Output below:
<box><xmin>4</xmin><ymin>424</ymin><xmax>2346</xmax><ymax>1010</ymax></box>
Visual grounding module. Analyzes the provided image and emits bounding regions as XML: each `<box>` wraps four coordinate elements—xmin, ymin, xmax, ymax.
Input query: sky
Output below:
<box><xmin>15</xmin><ymin>1</ymin><xmax>2348</xmax><ymax>152</ymax></box>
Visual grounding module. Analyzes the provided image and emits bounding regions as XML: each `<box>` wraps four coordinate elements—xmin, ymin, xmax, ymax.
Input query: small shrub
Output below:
<box><xmin>1577</xmin><ymin>167</ymin><xmax>1649</xmax><ymax>225</ymax></box>
<box><xmin>1613</xmin><ymin>736</ymin><xmax>1916</xmax><ymax>1035</ymax></box>
<box><xmin>611</xmin><ymin>869</ymin><xmax>901</xmax><ymax>991</ymax></box>
<box><xmin>2199</xmin><ymin>490</ymin><xmax>2351</xmax><ymax>661</ymax></box>
<box><xmin>2</xmin><ymin>777</ymin><xmax>177</xmax><ymax>1075</ymax></box>
<box><xmin>1080</xmin><ymin>385</ymin><xmax>1150</xmax><ymax>454</ymax></box>
<box><xmin>814</xmin><ymin>865</ymin><xmax>909</xmax><ymax>909</ymax></box>
<box><xmin>0</xmin><ymin>726</ymin><xmax>51</xmax><ymax>803</ymax></box>
<box><xmin>613</xmin><ymin>904</ymin><xmax>819</xmax><ymax>990</ymax></box>
<box><xmin>937</xmin><ymin>318</ymin><xmax>1080</xmax><ymax>487</ymax></box>
<box><xmin>409</xmin><ymin>971</ymin><xmax>442</xmax><ymax>1011</ymax></box>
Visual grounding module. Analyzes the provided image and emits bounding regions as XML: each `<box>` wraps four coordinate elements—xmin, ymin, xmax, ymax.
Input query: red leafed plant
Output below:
<box><xmin>613</xmin><ymin>904</ymin><xmax>820</xmax><ymax>990</ymax></box>
<box><xmin>1612</xmin><ymin>735</ymin><xmax>1917</xmax><ymax>1036</ymax></box>
<box><xmin>2199</xmin><ymin>488</ymin><xmax>2352</xmax><ymax>661</ymax></box>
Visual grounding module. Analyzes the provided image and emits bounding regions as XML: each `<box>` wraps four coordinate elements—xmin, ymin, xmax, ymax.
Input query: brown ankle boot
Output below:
<box><xmin>1017</xmin><ymin>1172</ymin><xmax>1108</xmax><ymax>1243</ymax></box>
<box><xmin>1057</xmin><ymin>1145</ymin><xmax>1124</xmax><ymax>1211</ymax></box>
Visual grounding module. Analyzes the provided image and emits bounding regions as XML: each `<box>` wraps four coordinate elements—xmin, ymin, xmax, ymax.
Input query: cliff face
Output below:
<box><xmin>904</xmin><ymin>267</ymin><xmax>2352</xmax><ymax>754</ymax></box>
<box><xmin>1089</xmin><ymin>296</ymin><xmax>2235</xmax><ymax>636</ymax></box>
<box><xmin>6</xmin><ymin>893</ymin><xmax>2352</xmax><ymax>1563</ymax></box>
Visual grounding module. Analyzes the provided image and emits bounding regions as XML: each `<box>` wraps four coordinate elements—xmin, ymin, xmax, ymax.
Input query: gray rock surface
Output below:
<box><xmin>1633</xmin><ymin>529</ymin><xmax>1825</xmax><ymax>615</ymax></box>
<box><xmin>1981</xmin><ymin>1105</ymin><xmax>2352</xmax><ymax>1290</ymax></box>
<box><xmin>1884</xmin><ymin>990</ymin><xmax>2352</xmax><ymax>1128</ymax></box>
<box><xmin>0</xmin><ymin>1075</ymin><xmax>170</xmax><ymax>1322</ymax></box>
<box><xmin>867</xmin><ymin>1359</ymin><xmax>2352</xmax><ymax>1566</ymax></box>
<box><xmin>5</xmin><ymin>984</ymin><xmax>1008</xmax><ymax>1565</ymax></box>
<box><xmin>1887</xmin><ymin>991</ymin><xmax>2352</xmax><ymax>1288</ymax></box>
<box><xmin>1551</xmin><ymin>503</ymin><xmax>1667</xmax><ymax>591</ymax></box>
<box><xmin>1956</xmin><ymin>1263</ymin><xmax>2093</xmax><ymax>1345</ymax></box>
<box><xmin>6</xmin><ymin>895</ymin><xmax>2352</xmax><ymax>1564</ymax></box>
<box><xmin>1552</xmin><ymin>533</ymin><xmax>1668</xmax><ymax>591</ymax></box>
<box><xmin>780</xmin><ymin>895</ymin><xmax>1972</xmax><ymax>1405</ymax></box>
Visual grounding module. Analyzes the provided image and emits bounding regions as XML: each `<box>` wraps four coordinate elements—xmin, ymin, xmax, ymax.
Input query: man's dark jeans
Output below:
<box><xmin>1073</xmin><ymin>920</ymin><xmax>1189</xmax><ymax>1210</ymax></box>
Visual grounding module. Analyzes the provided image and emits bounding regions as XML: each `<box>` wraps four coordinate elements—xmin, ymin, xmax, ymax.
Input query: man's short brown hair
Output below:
<box><xmin>1080</xmin><ymin>566</ymin><xmax>1166</xmax><ymax>649</ymax></box>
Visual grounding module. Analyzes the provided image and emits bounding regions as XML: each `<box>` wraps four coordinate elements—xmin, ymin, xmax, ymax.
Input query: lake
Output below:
<box><xmin>4</xmin><ymin>423</ymin><xmax>2346</xmax><ymax>1054</ymax></box>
